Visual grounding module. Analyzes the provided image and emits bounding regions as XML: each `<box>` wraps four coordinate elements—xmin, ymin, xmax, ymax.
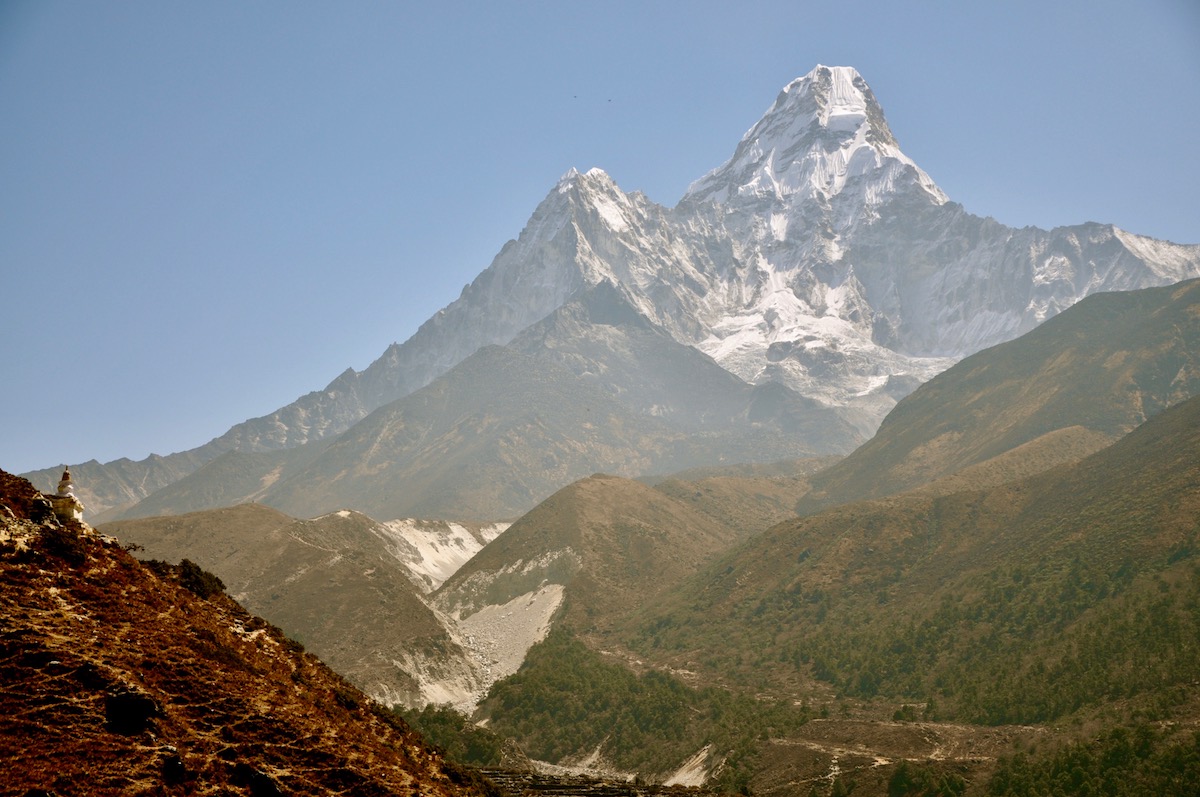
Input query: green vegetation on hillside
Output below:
<box><xmin>801</xmin><ymin>558</ymin><xmax>1199</xmax><ymax>724</ymax></box>
<box><xmin>987</xmin><ymin>722</ymin><xmax>1200</xmax><ymax>796</ymax></box>
<box><xmin>888</xmin><ymin>761</ymin><xmax>967</xmax><ymax>797</ymax></box>
<box><xmin>481</xmin><ymin>629</ymin><xmax>812</xmax><ymax>792</ymax></box>
<box><xmin>628</xmin><ymin>395</ymin><xmax>1200</xmax><ymax>726</ymax></box>
<box><xmin>635</xmin><ymin>512</ymin><xmax>1199</xmax><ymax>726</ymax></box>
<box><xmin>396</xmin><ymin>704</ymin><xmax>505</xmax><ymax>767</ymax></box>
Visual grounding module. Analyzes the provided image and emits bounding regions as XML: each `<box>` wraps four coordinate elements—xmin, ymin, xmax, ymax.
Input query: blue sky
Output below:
<box><xmin>2</xmin><ymin>0</ymin><xmax>1198</xmax><ymax>474</ymax></box>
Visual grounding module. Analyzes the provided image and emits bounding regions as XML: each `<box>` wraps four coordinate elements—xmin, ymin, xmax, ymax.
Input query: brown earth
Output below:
<box><xmin>649</xmin><ymin>457</ymin><xmax>836</xmax><ymax>539</ymax></box>
<box><xmin>435</xmin><ymin>473</ymin><xmax>743</xmax><ymax>634</ymax></box>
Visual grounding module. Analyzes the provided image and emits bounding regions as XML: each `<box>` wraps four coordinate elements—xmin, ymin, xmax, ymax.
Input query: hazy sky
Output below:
<box><xmin>2</xmin><ymin>1</ymin><xmax>1198</xmax><ymax>474</ymax></box>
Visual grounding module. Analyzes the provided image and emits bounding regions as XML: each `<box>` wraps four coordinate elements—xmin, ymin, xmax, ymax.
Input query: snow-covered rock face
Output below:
<box><xmin>60</xmin><ymin>65</ymin><xmax>1200</xmax><ymax>490</ymax></box>
<box><xmin>305</xmin><ymin>64</ymin><xmax>1198</xmax><ymax>441</ymax></box>
<box><xmin>685</xmin><ymin>65</ymin><xmax>946</xmax><ymax>209</ymax></box>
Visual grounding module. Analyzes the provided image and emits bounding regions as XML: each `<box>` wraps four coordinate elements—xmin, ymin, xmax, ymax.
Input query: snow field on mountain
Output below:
<box><xmin>376</xmin><ymin>519</ymin><xmax>510</xmax><ymax>592</ymax></box>
<box><xmin>1114</xmin><ymin>228</ymin><xmax>1200</xmax><ymax>277</ymax></box>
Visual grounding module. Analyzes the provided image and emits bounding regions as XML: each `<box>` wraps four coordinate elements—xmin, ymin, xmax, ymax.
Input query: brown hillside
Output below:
<box><xmin>435</xmin><ymin>474</ymin><xmax>739</xmax><ymax>634</ymax></box>
<box><xmin>629</xmin><ymin>394</ymin><xmax>1200</xmax><ymax>723</ymax></box>
<box><xmin>0</xmin><ymin>470</ymin><xmax>494</xmax><ymax>796</ymax></box>
<box><xmin>98</xmin><ymin>503</ymin><xmax>296</xmax><ymax>583</ymax></box>
<box><xmin>100</xmin><ymin>505</ymin><xmax>469</xmax><ymax>707</ymax></box>
<box><xmin>646</xmin><ymin>457</ymin><xmax>836</xmax><ymax>536</ymax></box>
<box><xmin>905</xmin><ymin>424</ymin><xmax>1115</xmax><ymax>499</ymax></box>
<box><xmin>652</xmin><ymin>474</ymin><xmax>815</xmax><ymax>538</ymax></box>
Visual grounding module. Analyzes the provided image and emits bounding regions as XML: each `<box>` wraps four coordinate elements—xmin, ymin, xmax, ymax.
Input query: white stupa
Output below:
<box><xmin>51</xmin><ymin>467</ymin><xmax>85</xmax><ymax>523</ymax></box>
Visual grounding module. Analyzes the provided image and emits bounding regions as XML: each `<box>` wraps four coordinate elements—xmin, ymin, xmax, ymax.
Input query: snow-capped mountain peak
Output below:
<box><xmin>48</xmin><ymin>66</ymin><xmax>1200</xmax><ymax>523</ymax></box>
<box><xmin>133</xmin><ymin>66</ymin><xmax>1200</xmax><ymax>454</ymax></box>
<box><xmin>556</xmin><ymin>166</ymin><xmax>582</xmax><ymax>190</ymax></box>
<box><xmin>685</xmin><ymin>64</ymin><xmax>947</xmax><ymax>208</ymax></box>
<box><xmin>777</xmin><ymin>65</ymin><xmax>883</xmax><ymax>138</ymax></box>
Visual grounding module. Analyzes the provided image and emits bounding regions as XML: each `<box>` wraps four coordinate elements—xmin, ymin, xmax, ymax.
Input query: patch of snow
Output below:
<box><xmin>591</xmin><ymin>191</ymin><xmax>630</xmax><ymax>232</ymax></box>
<box><xmin>1115</xmin><ymin>227</ymin><xmax>1200</xmax><ymax>278</ymax></box>
<box><xmin>770</xmin><ymin>212</ymin><xmax>789</xmax><ymax>241</ymax></box>
<box><xmin>854</xmin><ymin>375</ymin><xmax>890</xmax><ymax>397</ymax></box>
<box><xmin>557</xmin><ymin>167</ymin><xmax>581</xmax><ymax>193</ymax></box>
<box><xmin>375</xmin><ymin>519</ymin><xmax>510</xmax><ymax>592</ymax></box>
<box><xmin>685</xmin><ymin>65</ymin><xmax>947</xmax><ymax>207</ymax></box>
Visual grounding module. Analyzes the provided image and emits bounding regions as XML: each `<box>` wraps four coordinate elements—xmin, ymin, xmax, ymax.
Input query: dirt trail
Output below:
<box><xmin>751</xmin><ymin>718</ymin><xmax>1043</xmax><ymax>795</ymax></box>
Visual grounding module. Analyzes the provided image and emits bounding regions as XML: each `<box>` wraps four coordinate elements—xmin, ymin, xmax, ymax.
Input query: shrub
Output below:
<box><xmin>178</xmin><ymin>559</ymin><xmax>225</xmax><ymax>599</ymax></box>
<box><xmin>397</xmin><ymin>704</ymin><xmax>504</xmax><ymax>767</ymax></box>
<box><xmin>38</xmin><ymin>525</ymin><xmax>88</xmax><ymax>566</ymax></box>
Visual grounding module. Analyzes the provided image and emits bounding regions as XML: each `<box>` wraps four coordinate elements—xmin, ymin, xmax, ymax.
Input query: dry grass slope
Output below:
<box><xmin>100</xmin><ymin>505</ymin><xmax>465</xmax><ymax>707</ymax></box>
<box><xmin>436</xmin><ymin>474</ymin><xmax>744</xmax><ymax>635</ymax></box>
